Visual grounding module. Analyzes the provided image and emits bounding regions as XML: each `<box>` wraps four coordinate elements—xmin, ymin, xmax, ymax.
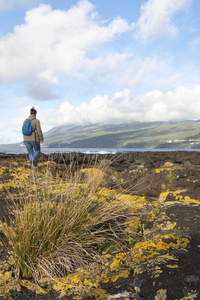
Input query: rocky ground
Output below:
<box><xmin>0</xmin><ymin>151</ymin><xmax>200</xmax><ymax>300</ymax></box>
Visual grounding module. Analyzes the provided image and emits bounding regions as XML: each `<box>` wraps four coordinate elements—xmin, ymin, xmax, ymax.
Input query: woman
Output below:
<box><xmin>23</xmin><ymin>107</ymin><xmax>44</xmax><ymax>166</ymax></box>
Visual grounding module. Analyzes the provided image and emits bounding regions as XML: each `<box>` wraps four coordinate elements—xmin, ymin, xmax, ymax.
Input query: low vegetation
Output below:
<box><xmin>1</xmin><ymin>159</ymin><xmax>128</xmax><ymax>281</ymax></box>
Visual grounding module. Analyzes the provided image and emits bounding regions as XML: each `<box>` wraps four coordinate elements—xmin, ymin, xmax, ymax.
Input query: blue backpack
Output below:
<box><xmin>22</xmin><ymin>119</ymin><xmax>34</xmax><ymax>135</ymax></box>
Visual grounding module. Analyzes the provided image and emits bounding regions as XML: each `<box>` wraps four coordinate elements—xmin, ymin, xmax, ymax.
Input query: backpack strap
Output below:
<box><xmin>32</xmin><ymin>118</ymin><xmax>37</xmax><ymax>144</ymax></box>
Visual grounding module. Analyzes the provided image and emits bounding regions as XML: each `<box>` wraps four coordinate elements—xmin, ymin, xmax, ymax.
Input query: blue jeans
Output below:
<box><xmin>24</xmin><ymin>141</ymin><xmax>41</xmax><ymax>165</ymax></box>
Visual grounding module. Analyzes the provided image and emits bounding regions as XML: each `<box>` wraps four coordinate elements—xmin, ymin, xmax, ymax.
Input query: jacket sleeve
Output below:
<box><xmin>36</xmin><ymin>119</ymin><xmax>44</xmax><ymax>142</ymax></box>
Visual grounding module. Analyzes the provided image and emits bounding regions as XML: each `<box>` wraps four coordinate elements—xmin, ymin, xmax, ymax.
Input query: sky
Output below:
<box><xmin>0</xmin><ymin>0</ymin><xmax>200</xmax><ymax>144</ymax></box>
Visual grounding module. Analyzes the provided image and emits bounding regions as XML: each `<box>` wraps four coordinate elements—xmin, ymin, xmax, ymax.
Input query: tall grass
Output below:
<box><xmin>2</xmin><ymin>157</ymin><xmax>127</xmax><ymax>280</ymax></box>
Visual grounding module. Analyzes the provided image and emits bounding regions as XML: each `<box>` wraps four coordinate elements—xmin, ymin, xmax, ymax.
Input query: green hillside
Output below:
<box><xmin>43</xmin><ymin>120</ymin><xmax>200</xmax><ymax>149</ymax></box>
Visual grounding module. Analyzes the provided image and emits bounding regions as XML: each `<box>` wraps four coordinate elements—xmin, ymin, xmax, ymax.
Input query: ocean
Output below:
<box><xmin>1</xmin><ymin>146</ymin><xmax>200</xmax><ymax>155</ymax></box>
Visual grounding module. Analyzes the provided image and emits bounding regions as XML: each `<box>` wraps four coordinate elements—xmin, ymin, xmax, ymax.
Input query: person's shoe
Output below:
<box><xmin>33</xmin><ymin>162</ymin><xmax>38</xmax><ymax>167</ymax></box>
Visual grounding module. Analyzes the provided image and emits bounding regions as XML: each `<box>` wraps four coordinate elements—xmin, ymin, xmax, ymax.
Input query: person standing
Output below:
<box><xmin>23</xmin><ymin>107</ymin><xmax>44</xmax><ymax>166</ymax></box>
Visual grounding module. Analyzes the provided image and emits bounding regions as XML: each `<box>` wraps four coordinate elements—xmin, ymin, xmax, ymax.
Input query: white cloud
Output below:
<box><xmin>12</xmin><ymin>106</ymin><xmax>36</xmax><ymax>126</ymax></box>
<box><xmin>123</xmin><ymin>57</ymin><xmax>160</xmax><ymax>87</ymax></box>
<box><xmin>0</xmin><ymin>106</ymin><xmax>29</xmax><ymax>143</ymax></box>
<box><xmin>38</xmin><ymin>85</ymin><xmax>200</xmax><ymax>127</ymax></box>
<box><xmin>83</xmin><ymin>54</ymin><xmax>176</xmax><ymax>91</ymax></box>
<box><xmin>27</xmin><ymin>77</ymin><xmax>58</xmax><ymax>100</ymax></box>
<box><xmin>135</xmin><ymin>0</ymin><xmax>192</xmax><ymax>41</ymax></box>
<box><xmin>191</xmin><ymin>36</ymin><xmax>200</xmax><ymax>45</ymax></box>
<box><xmin>82</xmin><ymin>53</ymin><xmax>132</xmax><ymax>88</ymax></box>
<box><xmin>0</xmin><ymin>124</ymin><xmax>22</xmax><ymax>144</ymax></box>
<box><xmin>3</xmin><ymin>85</ymin><xmax>200</xmax><ymax>144</ymax></box>
<box><xmin>0</xmin><ymin>1</ymin><xmax>131</xmax><ymax>88</ymax></box>
<box><xmin>158</xmin><ymin>72</ymin><xmax>183</xmax><ymax>89</ymax></box>
<box><xmin>0</xmin><ymin>0</ymin><xmax>40</xmax><ymax>12</ymax></box>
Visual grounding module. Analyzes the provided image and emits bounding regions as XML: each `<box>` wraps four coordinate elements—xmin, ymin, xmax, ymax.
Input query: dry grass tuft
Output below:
<box><xmin>2</xmin><ymin>155</ymin><xmax>128</xmax><ymax>280</ymax></box>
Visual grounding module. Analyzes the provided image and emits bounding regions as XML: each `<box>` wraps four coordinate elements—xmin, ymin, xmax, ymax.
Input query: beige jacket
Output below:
<box><xmin>23</xmin><ymin>115</ymin><xmax>44</xmax><ymax>142</ymax></box>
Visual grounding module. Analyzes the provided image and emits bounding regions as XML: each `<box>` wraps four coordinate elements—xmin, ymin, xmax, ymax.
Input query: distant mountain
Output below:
<box><xmin>43</xmin><ymin>120</ymin><xmax>200</xmax><ymax>149</ymax></box>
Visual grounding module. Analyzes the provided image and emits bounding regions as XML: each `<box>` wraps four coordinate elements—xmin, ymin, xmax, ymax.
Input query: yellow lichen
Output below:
<box><xmin>110</xmin><ymin>270</ymin><xmax>129</xmax><ymax>282</ymax></box>
<box><xmin>110</xmin><ymin>253</ymin><xmax>126</xmax><ymax>271</ymax></box>
<box><xmin>156</xmin><ymin>167</ymin><xmax>173</xmax><ymax>173</ymax></box>
<box><xmin>131</xmin><ymin>235</ymin><xmax>190</xmax><ymax>262</ymax></box>
<box><xmin>155</xmin><ymin>289</ymin><xmax>167</xmax><ymax>300</ymax></box>
<box><xmin>178</xmin><ymin>292</ymin><xmax>198</xmax><ymax>299</ymax></box>
<box><xmin>158</xmin><ymin>192</ymin><xmax>169</xmax><ymax>202</ymax></box>
<box><xmin>166</xmin><ymin>264</ymin><xmax>178</xmax><ymax>268</ymax></box>
<box><xmin>157</xmin><ymin>221</ymin><xmax>177</xmax><ymax>231</ymax></box>
<box><xmin>164</xmin><ymin>162</ymin><xmax>174</xmax><ymax>167</ymax></box>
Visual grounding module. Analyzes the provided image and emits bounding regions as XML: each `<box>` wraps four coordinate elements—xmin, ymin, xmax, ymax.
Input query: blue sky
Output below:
<box><xmin>0</xmin><ymin>0</ymin><xmax>200</xmax><ymax>144</ymax></box>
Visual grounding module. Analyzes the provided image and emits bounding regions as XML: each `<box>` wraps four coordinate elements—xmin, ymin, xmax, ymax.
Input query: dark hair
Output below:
<box><xmin>30</xmin><ymin>107</ymin><xmax>37</xmax><ymax>115</ymax></box>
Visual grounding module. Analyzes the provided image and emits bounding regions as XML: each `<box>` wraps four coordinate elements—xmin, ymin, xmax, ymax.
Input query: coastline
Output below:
<box><xmin>1</xmin><ymin>146</ymin><xmax>200</xmax><ymax>156</ymax></box>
